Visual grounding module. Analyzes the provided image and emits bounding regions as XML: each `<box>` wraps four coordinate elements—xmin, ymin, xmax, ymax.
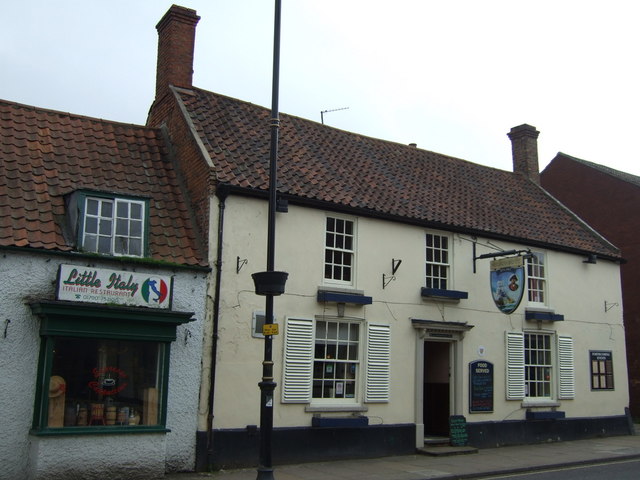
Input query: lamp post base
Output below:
<box><xmin>256</xmin><ymin>467</ymin><xmax>275</xmax><ymax>480</ymax></box>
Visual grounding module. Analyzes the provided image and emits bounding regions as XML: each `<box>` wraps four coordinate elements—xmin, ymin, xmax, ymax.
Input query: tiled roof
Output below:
<box><xmin>551</xmin><ymin>152</ymin><xmax>640</xmax><ymax>188</ymax></box>
<box><xmin>178</xmin><ymin>87</ymin><xmax>619</xmax><ymax>259</ymax></box>
<box><xmin>0</xmin><ymin>99</ymin><xmax>207</xmax><ymax>267</ymax></box>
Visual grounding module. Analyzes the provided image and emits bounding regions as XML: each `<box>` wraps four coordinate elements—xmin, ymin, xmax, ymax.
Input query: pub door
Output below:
<box><xmin>423</xmin><ymin>340</ymin><xmax>451</xmax><ymax>437</ymax></box>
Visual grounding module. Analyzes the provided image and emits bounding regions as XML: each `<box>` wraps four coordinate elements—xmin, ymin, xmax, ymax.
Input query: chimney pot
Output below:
<box><xmin>508</xmin><ymin>124</ymin><xmax>540</xmax><ymax>184</ymax></box>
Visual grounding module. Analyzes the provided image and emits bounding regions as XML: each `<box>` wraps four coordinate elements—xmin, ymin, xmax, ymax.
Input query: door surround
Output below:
<box><xmin>412</xmin><ymin>319</ymin><xmax>473</xmax><ymax>447</ymax></box>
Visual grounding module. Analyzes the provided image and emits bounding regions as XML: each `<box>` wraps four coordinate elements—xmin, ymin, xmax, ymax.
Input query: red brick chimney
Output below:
<box><xmin>508</xmin><ymin>124</ymin><xmax>540</xmax><ymax>184</ymax></box>
<box><xmin>154</xmin><ymin>5</ymin><xmax>200</xmax><ymax>103</ymax></box>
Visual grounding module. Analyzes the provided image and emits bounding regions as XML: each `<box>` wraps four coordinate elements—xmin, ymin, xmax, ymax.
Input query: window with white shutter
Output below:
<box><xmin>282</xmin><ymin>318</ymin><xmax>390</xmax><ymax>405</ymax></box>
<box><xmin>505</xmin><ymin>331</ymin><xmax>525</xmax><ymax>400</ymax></box>
<box><xmin>282</xmin><ymin>318</ymin><xmax>314</xmax><ymax>403</ymax></box>
<box><xmin>365</xmin><ymin>324</ymin><xmax>391</xmax><ymax>403</ymax></box>
<box><xmin>505</xmin><ymin>331</ymin><xmax>575</xmax><ymax>401</ymax></box>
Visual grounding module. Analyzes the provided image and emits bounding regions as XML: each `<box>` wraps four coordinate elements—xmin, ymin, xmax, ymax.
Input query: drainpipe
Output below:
<box><xmin>206</xmin><ymin>183</ymin><xmax>230</xmax><ymax>465</ymax></box>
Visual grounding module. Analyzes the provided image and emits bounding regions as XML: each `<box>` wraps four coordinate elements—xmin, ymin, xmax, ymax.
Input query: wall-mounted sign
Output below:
<box><xmin>57</xmin><ymin>264</ymin><xmax>172</xmax><ymax>309</ymax></box>
<box><xmin>490</xmin><ymin>256</ymin><xmax>525</xmax><ymax>314</ymax></box>
<box><xmin>469</xmin><ymin>360</ymin><xmax>493</xmax><ymax>413</ymax></box>
<box><xmin>262</xmin><ymin>323</ymin><xmax>279</xmax><ymax>336</ymax></box>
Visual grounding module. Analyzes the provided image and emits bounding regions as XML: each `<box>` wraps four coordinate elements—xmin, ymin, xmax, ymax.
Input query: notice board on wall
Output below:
<box><xmin>469</xmin><ymin>360</ymin><xmax>494</xmax><ymax>413</ymax></box>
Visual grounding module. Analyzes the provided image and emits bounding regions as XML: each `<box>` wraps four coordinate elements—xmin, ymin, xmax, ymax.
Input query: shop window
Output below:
<box><xmin>30</xmin><ymin>300</ymin><xmax>193</xmax><ymax>434</ymax></box>
<box><xmin>42</xmin><ymin>337</ymin><xmax>165</xmax><ymax>428</ymax></box>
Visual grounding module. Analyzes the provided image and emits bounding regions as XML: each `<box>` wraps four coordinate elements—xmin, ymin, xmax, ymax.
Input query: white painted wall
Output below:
<box><xmin>0</xmin><ymin>251</ymin><xmax>207</xmax><ymax>480</ymax></box>
<box><xmin>209</xmin><ymin>195</ymin><xmax>628</xmax><ymax>432</ymax></box>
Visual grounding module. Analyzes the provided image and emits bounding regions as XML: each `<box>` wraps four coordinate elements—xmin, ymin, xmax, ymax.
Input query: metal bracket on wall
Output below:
<box><xmin>383</xmin><ymin>259</ymin><xmax>402</xmax><ymax>289</ymax></box>
<box><xmin>237</xmin><ymin>256</ymin><xmax>248</xmax><ymax>274</ymax></box>
<box><xmin>382</xmin><ymin>273</ymin><xmax>395</xmax><ymax>289</ymax></box>
<box><xmin>392</xmin><ymin>258</ymin><xmax>402</xmax><ymax>274</ymax></box>
<box><xmin>604</xmin><ymin>301</ymin><xmax>619</xmax><ymax>312</ymax></box>
<box><xmin>472</xmin><ymin>242</ymin><xmax>532</xmax><ymax>273</ymax></box>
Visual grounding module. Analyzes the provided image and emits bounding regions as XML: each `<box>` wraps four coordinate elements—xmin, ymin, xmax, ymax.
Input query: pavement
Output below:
<box><xmin>164</xmin><ymin>427</ymin><xmax>640</xmax><ymax>480</ymax></box>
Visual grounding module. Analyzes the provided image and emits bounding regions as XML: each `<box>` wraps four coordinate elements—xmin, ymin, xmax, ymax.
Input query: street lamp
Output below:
<box><xmin>251</xmin><ymin>1</ymin><xmax>285</xmax><ymax>479</ymax></box>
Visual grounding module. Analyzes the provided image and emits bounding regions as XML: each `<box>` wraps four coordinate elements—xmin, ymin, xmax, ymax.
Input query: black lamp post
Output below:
<box><xmin>251</xmin><ymin>1</ymin><xmax>285</xmax><ymax>479</ymax></box>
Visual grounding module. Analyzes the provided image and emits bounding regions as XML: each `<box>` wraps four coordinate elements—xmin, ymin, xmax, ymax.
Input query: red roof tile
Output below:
<box><xmin>0</xmin><ymin>99</ymin><xmax>206</xmax><ymax>267</ymax></box>
<box><xmin>177</xmin><ymin>87</ymin><xmax>619</xmax><ymax>259</ymax></box>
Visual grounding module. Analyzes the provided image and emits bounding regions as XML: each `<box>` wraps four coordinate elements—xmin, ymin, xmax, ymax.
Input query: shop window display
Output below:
<box><xmin>39</xmin><ymin>337</ymin><xmax>165</xmax><ymax>430</ymax></box>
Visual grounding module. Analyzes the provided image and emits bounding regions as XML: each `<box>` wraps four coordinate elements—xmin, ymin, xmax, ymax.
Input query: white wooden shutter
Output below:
<box><xmin>365</xmin><ymin>324</ymin><xmax>391</xmax><ymax>403</ymax></box>
<box><xmin>282</xmin><ymin>318</ymin><xmax>314</xmax><ymax>403</ymax></box>
<box><xmin>557</xmin><ymin>335</ymin><xmax>575</xmax><ymax>399</ymax></box>
<box><xmin>505</xmin><ymin>331</ymin><xmax>525</xmax><ymax>400</ymax></box>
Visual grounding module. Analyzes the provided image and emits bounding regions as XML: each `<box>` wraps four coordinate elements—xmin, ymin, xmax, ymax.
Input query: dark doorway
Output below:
<box><xmin>423</xmin><ymin>341</ymin><xmax>450</xmax><ymax>437</ymax></box>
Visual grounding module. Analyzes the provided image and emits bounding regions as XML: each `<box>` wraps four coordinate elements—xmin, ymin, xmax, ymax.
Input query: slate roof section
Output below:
<box><xmin>0</xmin><ymin>99</ymin><xmax>206</xmax><ymax>267</ymax></box>
<box><xmin>177</xmin><ymin>86</ymin><xmax>619</xmax><ymax>260</ymax></box>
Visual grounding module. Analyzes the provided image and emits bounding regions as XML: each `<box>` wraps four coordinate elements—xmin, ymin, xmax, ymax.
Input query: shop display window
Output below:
<box><xmin>44</xmin><ymin>337</ymin><xmax>165</xmax><ymax>428</ymax></box>
<box><xmin>30</xmin><ymin>300</ymin><xmax>194</xmax><ymax>435</ymax></box>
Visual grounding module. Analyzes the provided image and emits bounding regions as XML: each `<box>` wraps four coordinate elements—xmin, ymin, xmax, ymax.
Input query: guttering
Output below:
<box><xmin>206</xmin><ymin>184</ymin><xmax>229</xmax><ymax>463</ymax></box>
<box><xmin>0</xmin><ymin>245</ymin><xmax>211</xmax><ymax>272</ymax></box>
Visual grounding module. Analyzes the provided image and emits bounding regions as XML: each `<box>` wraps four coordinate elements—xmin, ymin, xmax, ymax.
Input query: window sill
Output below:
<box><xmin>521</xmin><ymin>400</ymin><xmax>561</xmax><ymax>408</ymax></box>
<box><xmin>525</xmin><ymin>308</ymin><xmax>564</xmax><ymax>322</ymax></box>
<box><xmin>317</xmin><ymin>287</ymin><xmax>372</xmax><ymax>305</ymax></box>
<box><xmin>305</xmin><ymin>405</ymin><xmax>368</xmax><ymax>413</ymax></box>
<box><xmin>421</xmin><ymin>287</ymin><xmax>468</xmax><ymax>302</ymax></box>
<box><xmin>30</xmin><ymin>425</ymin><xmax>170</xmax><ymax>436</ymax></box>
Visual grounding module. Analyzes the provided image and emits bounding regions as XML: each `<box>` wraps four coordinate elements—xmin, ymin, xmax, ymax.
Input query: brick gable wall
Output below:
<box><xmin>542</xmin><ymin>156</ymin><xmax>640</xmax><ymax>416</ymax></box>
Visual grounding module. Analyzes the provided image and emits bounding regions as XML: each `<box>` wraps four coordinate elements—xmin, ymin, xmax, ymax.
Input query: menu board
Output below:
<box><xmin>449</xmin><ymin>415</ymin><xmax>468</xmax><ymax>446</ymax></box>
<box><xmin>469</xmin><ymin>360</ymin><xmax>493</xmax><ymax>413</ymax></box>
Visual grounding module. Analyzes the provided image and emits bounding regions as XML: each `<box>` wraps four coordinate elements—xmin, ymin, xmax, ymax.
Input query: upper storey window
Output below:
<box><xmin>80</xmin><ymin>194</ymin><xmax>147</xmax><ymax>257</ymax></box>
<box><xmin>324</xmin><ymin>217</ymin><xmax>355</xmax><ymax>285</ymax></box>
<box><xmin>527</xmin><ymin>252</ymin><xmax>546</xmax><ymax>305</ymax></box>
<box><xmin>425</xmin><ymin>233</ymin><xmax>449</xmax><ymax>289</ymax></box>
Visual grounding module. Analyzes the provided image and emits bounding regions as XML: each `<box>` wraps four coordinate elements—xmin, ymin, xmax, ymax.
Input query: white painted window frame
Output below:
<box><xmin>425</xmin><ymin>232</ymin><xmax>450</xmax><ymax>290</ymax></box>
<box><xmin>505</xmin><ymin>331</ymin><xmax>574</xmax><ymax>401</ymax></box>
<box><xmin>323</xmin><ymin>216</ymin><xmax>356</xmax><ymax>286</ymax></box>
<box><xmin>282</xmin><ymin>318</ymin><xmax>391</xmax><ymax>404</ymax></box>
<box><xmin>526</xmin><ymin>252</ymin><xmax>547</xmax><ymax>306</ymax></box>
<box><xmin>82</xmin><ymin>196</ymin><xmax>146</xmax><ymax>257</ymax></box>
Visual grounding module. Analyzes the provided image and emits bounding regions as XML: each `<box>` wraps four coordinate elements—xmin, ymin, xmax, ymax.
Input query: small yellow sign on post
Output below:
<box><xmin>262</xmin><ymin>324</ymin><xmax>279</xmax><ymax>336</ymax></box>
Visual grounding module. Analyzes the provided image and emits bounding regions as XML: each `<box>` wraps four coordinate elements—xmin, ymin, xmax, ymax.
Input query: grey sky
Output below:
<box><xmin>3</xmin><ymin>1</ymin><xmax>639</xmax><ymax>174</ymax></box>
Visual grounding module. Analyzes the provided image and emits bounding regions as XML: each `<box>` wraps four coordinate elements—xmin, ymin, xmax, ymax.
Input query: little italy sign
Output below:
<box><xmin>57</xmin><ymin>264</ymin><xmax>172</xmax><ymax>309</ymax></box>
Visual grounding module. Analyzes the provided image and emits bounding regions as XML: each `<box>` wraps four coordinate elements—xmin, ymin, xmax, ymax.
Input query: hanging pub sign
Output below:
<box><xmin>490</xmin><ymin>256</ymin><xmax>525</xmax><ymax>314</ymax></box>
<box><xmin>56</xmin><ymin>264</ymin><xmax>173</xmax><ymax>309</ymax></box>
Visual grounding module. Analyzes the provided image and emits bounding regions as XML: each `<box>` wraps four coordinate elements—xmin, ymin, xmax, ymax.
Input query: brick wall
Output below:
<box><xmin>542</xmin><ymin>155</ymin><xmax>640</xmax><ymax>417</ymax></box>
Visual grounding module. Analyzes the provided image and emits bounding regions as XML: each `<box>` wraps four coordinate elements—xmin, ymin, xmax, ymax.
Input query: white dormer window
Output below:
<box><xmin>80</xmin><ymin>195</ymin><xmax>147</xmax><ymax>257</ymax></box>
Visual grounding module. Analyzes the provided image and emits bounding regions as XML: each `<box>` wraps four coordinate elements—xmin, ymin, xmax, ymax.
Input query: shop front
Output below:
<box><xmin>1</xmin><ymin>257</ymin><xmax>206</xmax><ymax>480</ymax></box>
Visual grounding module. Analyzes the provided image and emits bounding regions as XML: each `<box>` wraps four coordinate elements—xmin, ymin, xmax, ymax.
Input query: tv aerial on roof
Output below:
<box><xmin>320</xmin><ymin>106</ymin><xmax>349</xmax><ymax>125</ymax></box>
